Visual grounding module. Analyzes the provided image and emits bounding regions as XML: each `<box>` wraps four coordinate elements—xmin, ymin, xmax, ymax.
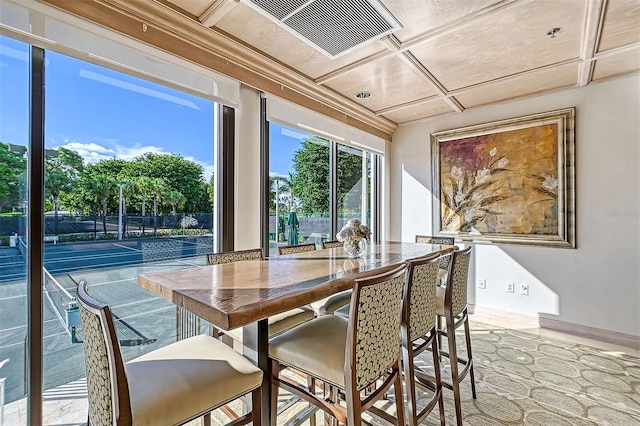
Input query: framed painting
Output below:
<box><xmin>431</xmin><ymin>108</ymin><xmax>575</xmax><ymax>248</ymax></box>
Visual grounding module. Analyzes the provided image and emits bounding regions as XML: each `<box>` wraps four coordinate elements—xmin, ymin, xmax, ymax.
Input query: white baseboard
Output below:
<box><xmin>469</xmin><ymin>304</ymin><xmax>640</xmax><ymax>350</ymax></box>
<box><xmin>538</xmin><ymin>316</ymin><xmax>640</xmax><ymax>350</ymax></box>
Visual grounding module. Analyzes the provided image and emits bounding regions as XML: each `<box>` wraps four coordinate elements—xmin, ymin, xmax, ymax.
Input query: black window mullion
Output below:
<box><xmin>329</xmin><ymin>141</ymin><xmax>338</xmax><ymax>239</ymax></box>
<box><xmin>219</xmin><ymin>105</ymin><xmax>235</xmax><ymax>252</ymax></box>
<box><xmin>28</xmin><ymin>44</ymin><xmax>45</xmax><ymax>426</ymax></box>
<box><xmin>260</xmin><ymin>94</ymin><xmax>270</xmax><ymax>257</ymax></box>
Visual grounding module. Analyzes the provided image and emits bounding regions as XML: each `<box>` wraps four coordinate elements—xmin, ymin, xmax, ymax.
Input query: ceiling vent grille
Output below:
<box><xmin>244</xmin><ymin>0</ymin><xmax>400</xmax><ymax>58</ymax></box>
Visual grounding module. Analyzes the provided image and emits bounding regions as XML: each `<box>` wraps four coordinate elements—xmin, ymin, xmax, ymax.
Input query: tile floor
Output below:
<box><xmin>3</xmin><ymin>311</ymin><xmax>639</xmax><ymax>426</ymax></box>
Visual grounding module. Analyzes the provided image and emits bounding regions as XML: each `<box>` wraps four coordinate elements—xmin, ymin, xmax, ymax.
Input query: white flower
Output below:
<box><xmin>542</xmin><ymin>175</ymin><xmax>558</xmax><ymax>191</ymax></box>
<box><xmin>489</xmin><ymin>148</ymin><xmax>498</xmax><ymax>157</ymax></box>
<box><xmin>475</xmin><ymin>168</ymin><xmax>491</xmax><ymax>185</ymax></box>
<box><xmin>495</xmin><ymin>157</ymin><xmax>509</xmax><ymax>168</ymax></box>
<box><xmin>450</xmin><ymin>166</ymin><xmax>463</xmax><ymax>181</ymax></box>
<box><xmin>337</xmin><ymin>222</ymin><xmax>371</xmax><ymax>243</ymax></box>
<box><xmin>454</xmin><ymin>190</ymin><xmax>464</xmax><ymax>204</ymax></box>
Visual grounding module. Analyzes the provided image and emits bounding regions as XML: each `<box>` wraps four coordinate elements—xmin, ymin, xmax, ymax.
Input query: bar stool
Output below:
<box><xmin>76</xmin><ymin>280</ymin><xmax>262</xmax><ymax>426</ymax></box>
<box><xmin>269</xmin><ymin>264</ymin><xmax>407</xmax><ymax>426</ymax></box>
<box><xmin>436</xmin><ymin>245</ymin><xmax>476</xmax><ymax>425</ymax></box>
<box><xmin>402</xmin><ymin>252</ymin><xmax>446</xmax><ymax>426</ymax></box>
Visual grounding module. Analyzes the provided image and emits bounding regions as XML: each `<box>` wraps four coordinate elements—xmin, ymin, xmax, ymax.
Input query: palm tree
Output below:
<box><xmin>148</xmin><ymin>178</ymin><xmax>168</xmax><ymax>236</ymax></box>
<box><xmin>89</xmin><ymin>174</ymin><xmax>116</xmax><ymax>234</ymax></box>
<box><xmin>165</xmin><ymin>189</ymin><xmax>186</xmax><ymax>215</ymax></box>
<box><xmin>45</xmin><ymin>169</ymin><xmax>72</xmax><ymax>235</ymax></box>
<box><xmin>134</xmin><ymin>176</ymin><xmax>154</xmax><ymax>233</ymax></box>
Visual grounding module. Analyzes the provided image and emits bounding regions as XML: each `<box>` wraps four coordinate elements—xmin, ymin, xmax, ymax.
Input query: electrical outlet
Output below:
<box><xmin>477</xmin><ymin>278</ymin><xmax>486</xmax><ymax>289</ymax></box>
<box><xmin>520</xmin><ymin>284</ymin><xmax>529</xmax><ymax>296</ymax></box>
<box><xmin>506</xmin><ymin>282</ymin><xmax>515</xmax><ymax>293</ymax></box>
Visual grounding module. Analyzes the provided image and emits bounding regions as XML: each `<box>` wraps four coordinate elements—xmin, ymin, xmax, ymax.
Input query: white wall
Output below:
<box><xmin>389</xmin><ymin>75</ymin><xmax>640</xmax><ymax>338</ymax></box>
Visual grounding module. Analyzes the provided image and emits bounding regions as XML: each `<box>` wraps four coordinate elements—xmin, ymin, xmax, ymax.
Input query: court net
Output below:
<box><xmin>43</xmin><ymin>268</ymin><xmax>155</xmax><ymax>346</ymax></box>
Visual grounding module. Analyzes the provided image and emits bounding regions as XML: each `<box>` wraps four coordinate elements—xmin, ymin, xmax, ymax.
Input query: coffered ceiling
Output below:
<box><xmin>41</xmin><ymin>0</ymin><xmax>640</xmax><ymax>140</ymax></box>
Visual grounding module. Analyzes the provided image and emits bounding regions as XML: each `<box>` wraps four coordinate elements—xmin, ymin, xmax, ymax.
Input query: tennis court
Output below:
<box><xmin>0</xmin><ymin>236</ymin><xmax>212</xmax><ymax>405</ymax></box>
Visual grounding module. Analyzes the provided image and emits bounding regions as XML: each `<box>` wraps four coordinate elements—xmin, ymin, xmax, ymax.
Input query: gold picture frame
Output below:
<box><xmin>431</xmin><ymin>108</ymin><xmax>576</xmax><ymax>248</ymax></box>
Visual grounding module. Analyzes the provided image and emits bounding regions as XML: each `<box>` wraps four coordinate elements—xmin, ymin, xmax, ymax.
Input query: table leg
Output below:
<box><xmin>243</xmin><ymin>319</ymin><xmax>271</xmax><ymax>425</ymax></box>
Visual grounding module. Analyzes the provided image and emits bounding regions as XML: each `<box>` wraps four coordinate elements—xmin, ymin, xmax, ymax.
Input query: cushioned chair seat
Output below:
<box><xmin>269</xmin><ymin>315</ymin><xmax>348</xmax><ymax>388</ymax></box>
<box><xmin>224</xmin><ymin>307</ymin><xmax>315</xmax><ymax>341</ymax></box>
<box><xmin>126</xmin><ymin>334</ymin><xmax>263</xmax><ymax>426</ymax></box>
<box><xmin>309</xmin><ymin>290</ymin><xmax>352</xmax><ymax>316</ymax></box>
<box><xmin>334</xmin><ymin>303</ymin><xmax>350</xmax><ymax>319</ymax></box>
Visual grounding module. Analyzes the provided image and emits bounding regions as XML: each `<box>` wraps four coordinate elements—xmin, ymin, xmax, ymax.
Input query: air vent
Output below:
<box><xmin>244</xmin><ymin>0</ymin><xmax>400</xmax><ymax>58</ymax></box>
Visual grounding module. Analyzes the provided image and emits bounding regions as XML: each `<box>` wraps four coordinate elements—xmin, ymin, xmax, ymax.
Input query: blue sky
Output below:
<box><xmin>0</xmin><ymin>35</ymin><xmax>307</xmax><ymax>180</ymax></box>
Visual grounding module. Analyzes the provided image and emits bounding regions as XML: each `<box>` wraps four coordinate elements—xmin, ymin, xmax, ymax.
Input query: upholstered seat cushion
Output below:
<box><xmin>126</xmin><ymin>334</ymin><xmax>262</xmax><ymax>426</ymax></box>
<box><xmin>334</xmin><ymin>303</ymin><xmax>350</xmax><ymax>319</ymax></box>
<box><xmin>269</xmin><ymin>315</ymin><xmax>348</xmax><ymax>388</ymax></box>
<box><xmin>224</xmin><ymin>307</ymin><xmax>315</xmax><ymax>341</ymax></box>
<box><xmin>310</xmin><ymin>290</ymin><xmax>352</xmax><ymax>316</ymax></box>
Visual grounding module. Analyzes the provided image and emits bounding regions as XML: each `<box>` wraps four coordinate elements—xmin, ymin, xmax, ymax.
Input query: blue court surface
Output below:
<box><xmin>0</xmin><ymin>236</ymin><xmax>213</xmax><ymax>404</ymax></box>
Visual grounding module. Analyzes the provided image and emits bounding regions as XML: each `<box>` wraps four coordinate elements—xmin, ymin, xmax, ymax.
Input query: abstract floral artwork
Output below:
<box><xmin>431</xmin><ymin>108</ymin><xmax>576</xmax><ymax>248</ymax></box>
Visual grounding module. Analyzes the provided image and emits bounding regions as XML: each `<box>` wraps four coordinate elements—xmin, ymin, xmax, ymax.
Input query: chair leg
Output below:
<box><xmin>392</xmin><ymin>364</ymin><xmax>405</xmax><ymax>426</ymax></box>
<box><xmin>270</xmin><ymin>361</ymin><xmax>280</xmax><ymax>426</ymax></box>
<box><xmin>252</xmin><ymin>386</ymin><xmax>262</xmax><ymax>426</ymax></box>
<box><xmin>446</xmin><ymin>314</ymin><xmax>464</xmax><ymax>426</ymax></box>
<box><xmin>402</xmin><ymin>345</ymin><xmax>419</xmax><ymax>426</ymax></box>
<box><xmin>463</xmin><ymin>314</ymin><xmax>477</xmax><ymax>399</ymax></box>
<box><xmin>431</xmin><ymin>334</ymin><xmax>446</xmax><ymax>426</ymax></box>
<box><xmin>308</xmin><ymin>376</ymin><xmax>317</xmax><ymax>426</ymax></box>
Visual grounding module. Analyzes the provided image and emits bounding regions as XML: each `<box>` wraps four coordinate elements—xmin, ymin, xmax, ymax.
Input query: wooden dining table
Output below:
<box><xmin>137</xmin><ymin>241</ymin><xmax>454</xmax><ymax>424</ymax></box>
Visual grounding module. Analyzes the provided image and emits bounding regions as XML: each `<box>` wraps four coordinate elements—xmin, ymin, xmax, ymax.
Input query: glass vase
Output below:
<box><xmin>343</xmin><ymin>238</ymin><xmax>367</xmax><ymax>258</ymax></box>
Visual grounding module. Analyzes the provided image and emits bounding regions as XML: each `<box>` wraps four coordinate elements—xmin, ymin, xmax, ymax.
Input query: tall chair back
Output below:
<box><xmin>415</xmin><ymin>235</ymin><xmax>455</xmax><ymax>272</ymax></box>
<box><xmin>77</xmin><ymin>280</ymin><xmax>132</xmax><ymax>425</ymax></box>
<box><xmin>402</xmin><ymin>253</ymin><xmax>445</xmax><ymax>425</ymax></box>
<box><xmin>446</xmin><ymin>246</ymin><xmax>472</xmax><ymax>317</ymax></box>
<box><xmin>321</xmin><ymin>240</ymin><xmax>343</xmax><ymax>249</ymax></box>
<box><xmin>437</xmin><ymin>245</ymin><xmax>476</xmax><ymax>425</ymax></box>
<box><xmin>277</xmin><ymin>242</ymin><xmax>316</xmax><ymax>255</ymax></box>
<box><xmin>207</xmin><ymin>248</ymin><xmax>263</xmax><ymax>265</ymax></box>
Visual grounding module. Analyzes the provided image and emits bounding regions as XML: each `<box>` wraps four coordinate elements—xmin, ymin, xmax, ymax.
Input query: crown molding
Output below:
<box><xmin>38</xmin><ymin>0</ymin><xmax>396</xmax><ymax>140</ymax></box>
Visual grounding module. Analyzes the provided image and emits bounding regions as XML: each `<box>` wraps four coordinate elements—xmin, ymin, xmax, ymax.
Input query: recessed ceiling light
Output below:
<box><xmin>355</xmin><ymin>91</ymin><xmax>372</xmax><ymax>99</ymax></box>
<box><xmin>546</xmin><ymin>27</ymin><xmax>560</xmax><ymax>38</ymax></box>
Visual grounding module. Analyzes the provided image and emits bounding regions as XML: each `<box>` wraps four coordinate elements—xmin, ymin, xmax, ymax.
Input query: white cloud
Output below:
<box><xmin>55</xmin><ymin>140</ymin><xmax>214</xmax><ymax>180</ymax></box>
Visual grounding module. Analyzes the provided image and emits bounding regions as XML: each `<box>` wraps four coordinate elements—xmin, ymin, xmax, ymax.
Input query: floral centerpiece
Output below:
<box><xmin>336</xmin><ymin>219</ymin><xmax>371</xmax><ymax>258</ymax></box>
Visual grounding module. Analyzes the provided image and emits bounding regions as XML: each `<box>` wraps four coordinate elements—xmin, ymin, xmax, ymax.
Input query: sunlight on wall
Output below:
<box><xmin>401</xmin><ymin>164</ymin><xmax>432</xmax><ymax>241</ymax></box>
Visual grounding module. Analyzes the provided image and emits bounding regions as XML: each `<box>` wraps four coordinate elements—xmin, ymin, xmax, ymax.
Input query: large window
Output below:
<box><xmin>0</xmin><ymin>32</ymin><xmax>225</xmax><ymax>424</ymax></box>
<box><xmin>268</xmin><ymin>122</ymin><xmax>378</xmax><ymax>255</ymax></box>
<box><xmin>0</xmin><ymin>34</ymin><xmax>29</xmax><ymax>426</ymax></box>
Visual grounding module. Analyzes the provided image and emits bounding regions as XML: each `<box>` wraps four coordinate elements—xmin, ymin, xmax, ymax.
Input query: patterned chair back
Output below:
<box><xmin>206</xmin><ymin>248</ymin><xmax>263</xmax><ymax>265</ymax></box>
<box><xmin>321</xmin><ymin>240</ymin><xmax>343</xmax><ymax>249</ymax></box>
<box><xmin>403</xmin><ymin>253</ymin><xmax>441</xmax><ymax>342</ymax></box>
<box><xmin>76</xmin><ymin>280</ymin><xmax>132</xmax><ymax>426</ymax></box>
<box><xmin>346</xmin><ymin>264</ymin><xmax>406</xmax><ymax>391</ymax></box>
<box><xmin>277</xmin><ymin>242</ymin><xmax>316</xmax><ymax>255</ymax></box>
<box><xmin>445</xmin><ymin>246</ymin><xmax>473</xmax><ymax>317</ymax></box>
<box><xmin>415</xmin><ymin>235</ymin><xmax>455</xmax><ymax>271</ymax></box>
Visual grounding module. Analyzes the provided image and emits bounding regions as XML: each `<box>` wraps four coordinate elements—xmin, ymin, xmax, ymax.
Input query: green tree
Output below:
<box><xmin>289</xmin><ymin>137</ymin><xmax>364</xmax><ymax>215</ymax></box>
<box><xmin>134</xmin><ymin>176</ymin><xmax>154</xmax><ymax>233</ymax></box>
<box><xmin>47</xmin><ymin>147</ymin><xmax>85</xmax><ymax>220</ymax></box>
<box><xmin>148</xmin><ymin>177</ymin><xmax>169</xmax><ymax>235</ymax></box>
<box><xmin>165</xmin><ymin>189</ymin><xmax>186</xmax><ymax>214</ymax></box>
<box><xmin>87</xmin><ymin>174</ymin><xmax>117</xmax><ymax>234</ymax></box>
<box><xmin>128</xmin><ymin>153</ymin><xmax>209</xmax><ymax>213</ymax></box>
<box><xmin>0</xmin><ymin>143</ymin><xmax>27</xmax><ymax>213</ymax></box>
<box><xmin>289</xmin><ymin>137</ymin><xmax>330</xmax><ymax>213</ymax></box>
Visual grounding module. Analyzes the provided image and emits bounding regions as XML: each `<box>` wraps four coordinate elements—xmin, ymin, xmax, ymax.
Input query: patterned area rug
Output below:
<box><xmin>203</xmin><ymin>321</ymin><xmax>640</xmax><ymax>425</ymax></box>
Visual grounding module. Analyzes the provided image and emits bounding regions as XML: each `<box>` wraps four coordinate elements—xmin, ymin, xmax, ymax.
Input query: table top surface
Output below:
<box><xmin>137</xmin><ymin>241</ymin><xmax>454</xmax><ymax>330</ymax></box>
